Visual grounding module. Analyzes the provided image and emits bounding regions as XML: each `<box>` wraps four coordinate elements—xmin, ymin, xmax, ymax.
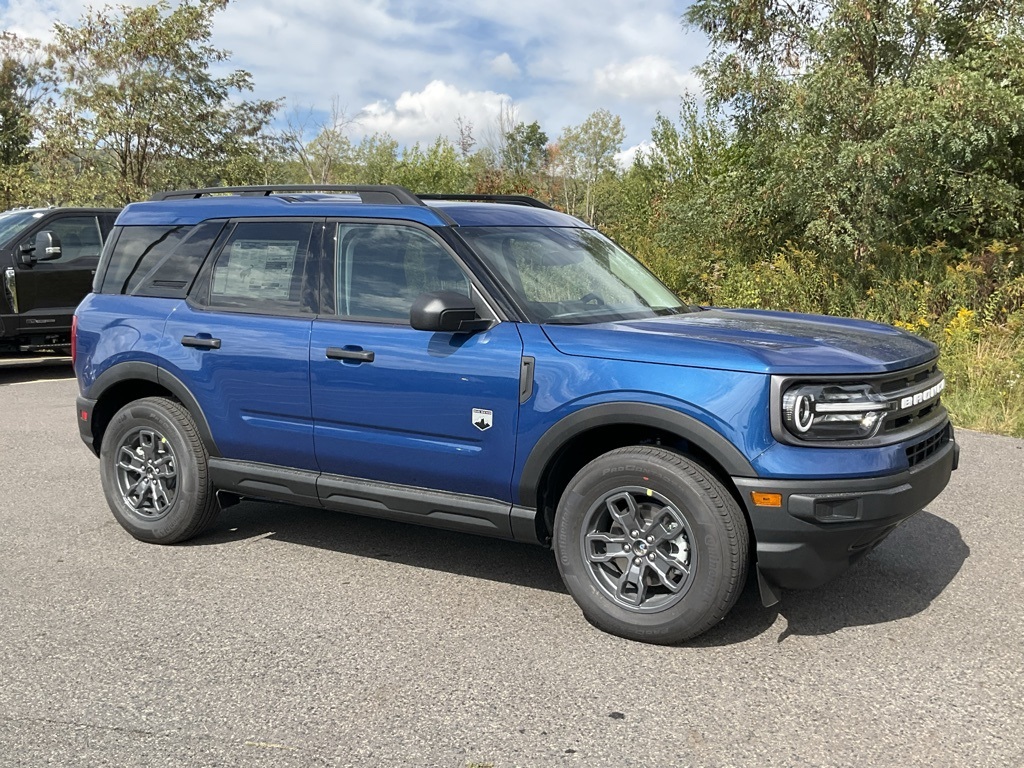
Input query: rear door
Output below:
<box><xmin>161</xmin><ymin>218</ymin><xmax>322</xmax><ymax>472</ymax></box>
<box><xmin>309</xmin><ymin>220</ymin><xmax>524</xmax><ymax>510</ymax></box>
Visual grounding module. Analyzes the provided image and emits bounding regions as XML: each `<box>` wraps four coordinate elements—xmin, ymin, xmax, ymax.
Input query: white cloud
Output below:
<box><xmin>0</xmin><ymin>0</ymin><xmax>151</xmax><ymax>40</ymax></box>
<box><xmin>615</xmin><ymin>141</ymin><xmax>653</xmax><ymax>169</ymax></box>
<box><xmin>489</xmin><ymin>52</ymin><xmax>521</xmax><ymax>79</ymax></box>
<box><xmin>594</xmin><ymin>56</ymin><xmax>701</xmax><ymax>102</ymax></box>
<box><xmin>357</xmin><ymin>80</ymin><xmax>512</xmax><ymax>148</ymax></box>
<box><xmin>3</xmin><ymin>1</ymin><xmax>711</xmax><ymax>149</ymax></box>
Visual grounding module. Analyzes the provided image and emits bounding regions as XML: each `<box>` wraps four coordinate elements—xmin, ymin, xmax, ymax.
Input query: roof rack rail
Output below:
<box><xmin>417</xmin><ymin>194</ymin><xmax>553</xmax><ymax>210</ymax></box>
<box><xmin>149</xmin><ymin>184</ymin><xmax>425</xmax><ymax>206</ymax></box>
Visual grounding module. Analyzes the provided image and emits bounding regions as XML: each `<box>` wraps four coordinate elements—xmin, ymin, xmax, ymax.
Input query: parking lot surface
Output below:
<box><xmin>1</xmin><ymin>366</ymin><xmax>1021</xmax><ymax>767</ymax></box>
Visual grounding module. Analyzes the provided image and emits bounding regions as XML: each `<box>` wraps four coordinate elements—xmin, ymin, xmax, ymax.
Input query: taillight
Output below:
<box><xmin>71</xmin><ymin>314</ymin><xmax>78</xmax><ymax>365</ymax></box>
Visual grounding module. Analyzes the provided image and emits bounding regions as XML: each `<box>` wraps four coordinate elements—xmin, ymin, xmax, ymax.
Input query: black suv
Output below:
<box><xmin>73</xmin><ymin>185</ymin><xmax>956</xmax><ymax>643</ymax></box>
<box><xmin>0</xmin><ymin>206</ymin><xmax>119</xmax><ymax>353</ymax></box>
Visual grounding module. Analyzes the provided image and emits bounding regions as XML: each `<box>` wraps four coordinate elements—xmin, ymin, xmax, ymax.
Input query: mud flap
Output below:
<box><xmin>756</xmin><ymin>566</ymin><xmax>782</xmax><ymax>608</ymax></box>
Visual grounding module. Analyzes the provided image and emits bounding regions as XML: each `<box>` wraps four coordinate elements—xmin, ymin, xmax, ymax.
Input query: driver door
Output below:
<box><xmin>309</xmin><ymin>220</ymin><xmax>524</xmax><ymax>513</ymax></box>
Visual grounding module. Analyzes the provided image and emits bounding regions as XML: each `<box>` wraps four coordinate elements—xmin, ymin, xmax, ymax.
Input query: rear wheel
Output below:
<box><xmin>554</xmin><ymin>446</ymin><xmax>748</xmax><ymax>643</ymax></box>
<box><xmin>99</xmin><ymin>397</ymin><xmax>218</xmax><ymax>543</ymax></box>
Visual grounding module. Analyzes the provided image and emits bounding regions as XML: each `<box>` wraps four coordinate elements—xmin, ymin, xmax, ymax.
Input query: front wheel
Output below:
<box><xmin>99</xmin><ymin>397</ymin><xmax>219</xmax><ymax>544</ymax></box>
<box><xmin>554</xmin><ymin>446</ymin><xmax>749</xmax><ymax>643</ymax></box>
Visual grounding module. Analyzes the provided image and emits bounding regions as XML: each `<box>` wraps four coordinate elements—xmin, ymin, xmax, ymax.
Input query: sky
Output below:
<box><xmin>0</xmin><ymin>0</ymin><xmax>709</xmax><ymax>158</ymax></box>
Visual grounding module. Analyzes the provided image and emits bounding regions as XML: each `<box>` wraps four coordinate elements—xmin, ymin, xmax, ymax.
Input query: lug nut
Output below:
<box><xmin>633</xmin><ymin>557</ymin><xmax>642</xmax><ymax>565</ymax></box>
<box><xmin>623</xmin><ymin>544</ymin><xmax>631</xmax><ymax>552</ymax></box>
<box><xmin>630</xmin><ymin>530</ymin><xmax>639</xmax><ymax>538</ymax></box>
<box><xmin>646</xmin><ymin>535</ymin><xmax>654</xmax><ymax>543</ymax></box>
<box><xmin>648</xmin><ymin>553</ymin><xmax>656</xmax><ymax>561</ymax></box>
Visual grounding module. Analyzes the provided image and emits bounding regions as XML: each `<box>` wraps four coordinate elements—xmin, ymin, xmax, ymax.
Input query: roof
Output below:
<box><xmin>116</xmin><ymin>186</ymin><xmax>589</xmax><ymax>228</ymax></box>
<box><xmin>425</xmin><ymin>200</ymin><xmax>586</xmax><ymax>227</ymax></box>
<box><xmin>117</xmin><ymin>196</ymin><xmax>451</xmax><ymax>227</ymax></box>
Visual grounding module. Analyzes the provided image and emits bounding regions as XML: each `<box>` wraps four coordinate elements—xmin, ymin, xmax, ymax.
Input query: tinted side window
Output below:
<box><xmin>127</xmin><ymin>221</ymin><xmax>225</xmax><ymax>298</ymax></box>
<box><xmin>99</xmin><ymin>226</ymin><xmax>191</xmax><ymax>294</ymax></box>
<box><xmin>208</xmin><ymin>221</ymin><xmax>315</xmax><ymax>314</ymax></box>
<box><xmin>335</xmin><ymin>223</ymin><xmax>470</xmax><ymax>322</ymax></box>
<box><xmin>32</xmin><ymin>216</ymin><xmax>103</xmax><ymax>266</ymax></box>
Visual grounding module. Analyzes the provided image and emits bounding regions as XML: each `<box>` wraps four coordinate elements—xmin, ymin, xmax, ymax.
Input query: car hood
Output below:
<box><xmin>541</xmin><ymin>308</ymin><xmax>938</xmax><ymax>375</ymax></box>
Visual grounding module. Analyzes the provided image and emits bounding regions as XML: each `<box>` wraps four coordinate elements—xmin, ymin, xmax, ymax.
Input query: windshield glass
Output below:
<box><xmin>0</xmin><ymin>210</ymin><xmax>43</xmax><ymax>247</ymax></box>
<box><xmin>458</xmin><ymin>226</ymin><xmax>688</xmax><ymax>324</ymax></box>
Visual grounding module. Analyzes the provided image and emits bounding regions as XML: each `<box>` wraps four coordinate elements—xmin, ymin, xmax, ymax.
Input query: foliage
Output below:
<box><xmin>683</xmin><ymin>0</ymin><xmax>1024</xmax><ymax>258</ymax></box>
<box><xmin>555</xmin><ymin>108</ymin><xmax>625</xmax><ymax>223</ymax></box>
<box><xmin>501</xmin><ymin>120</ymin><xmax>549</xmax><ymax>188</ymax></box>
<box><xmin>0</xmin><ymin>33</ymin><xmax>44</xmax><ymax>207</ymax></box>
<box><xmin>939</xmin><ymin>310</ymin><xmax>1024</xmax><ymax>435</ymax></box>
<box><xmin>392</xmin><ymin>137</ymin><xmax>469</xmax><ymax>193</ymax></box>
<box><xmin>280</xmin><ymin>98</ymin><xmax>354</xmax><ymax>185</ymax></box>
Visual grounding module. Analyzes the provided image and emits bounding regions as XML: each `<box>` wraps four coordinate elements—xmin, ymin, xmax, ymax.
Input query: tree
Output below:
<box><xmin>454</xmin><ymin>115</ymin><xmax>476</xmax><ymax>158</ymax></box>
<box><xmin>348</xmin><ymin>133</ymin><xmax>400</xmax><ymax>184</ymax></box>
<box><xmin>502</xmin><ymin>120</ymin><xmax>548</xmax><ymax>176</ymax></box>
<box><xmin>280</xmin><ymin>97</ymin><xmax>354</xmax><ymax>184</ymax></box>
<box><xmin>683</xmin><ymin>0</ymin><xmax>1024</xmax><ymax>258</ymax></box>
<box><xmin>0</xmin><ymin>32</ymin><xmax>45</xmax><ymax>207</ymax></box>
<box><xmin>393</xmin><ymin>137</ymin><xmax>469</xmax><ymax>193</ymax></box>
<box><xmin>555</xmin><ymin>108</ymin><xmax>625</xmax><ymax>223</ymax></box>
<box><xmin>41</xmin><ymin>0</ymin><xmax>280</xmax><ymax>204</ymax></box>
<box><xmin>483</xmin><ymin>99</ymin><xmax>519</xmax><ymax>169</ymax></box>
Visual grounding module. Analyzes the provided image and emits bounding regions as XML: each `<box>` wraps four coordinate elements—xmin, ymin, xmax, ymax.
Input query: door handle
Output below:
<box><xmin>326</xmin><ymin>346</ymin><xmax>374</xmax><ymax>363</ymax></box>
<box><xmin>181</xmin><ymin>335</ymin><xmax>221</xmax><ymax>350</ymax></box>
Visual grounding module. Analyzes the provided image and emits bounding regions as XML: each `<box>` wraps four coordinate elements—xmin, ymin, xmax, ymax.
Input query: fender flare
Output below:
<box><xmin>518</xmin><ymin>402</ymin><xmax>755</xmax><ymax>508</ymax></box>
<box><xmin>86</xmin><ymin>361</ymin><xmax>221</xmax><ymax>457</ymax></box>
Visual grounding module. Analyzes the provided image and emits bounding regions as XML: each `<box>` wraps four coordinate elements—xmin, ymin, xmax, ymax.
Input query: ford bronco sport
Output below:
<box><xmin>73</xmin><ymin>185</ymin><xmax>957</xmax><ymax>643</ymax></box>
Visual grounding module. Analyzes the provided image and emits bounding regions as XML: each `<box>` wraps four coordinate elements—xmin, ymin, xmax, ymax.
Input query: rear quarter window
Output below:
<box><xmin>98</xmin><ymin>222</ymin><xmax>225</xmax><ymax>298</ymax></box>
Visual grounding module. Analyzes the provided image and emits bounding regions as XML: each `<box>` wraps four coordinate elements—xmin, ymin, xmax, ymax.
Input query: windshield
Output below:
<box><xmin>0</xmin><ymin>210</ymin><xmax>44</xmax><ymax>247</ymax></box>
<box><xmin>458</xmin><ymin>226</ymin><xmax>689</xmax><ymax>324</ymax></box>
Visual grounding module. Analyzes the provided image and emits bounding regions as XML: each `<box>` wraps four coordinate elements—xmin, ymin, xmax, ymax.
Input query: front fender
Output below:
<box><xmin>517</xmin><ymin>401</ymin><xmax>756</xmax><ymax>508</ymax></box>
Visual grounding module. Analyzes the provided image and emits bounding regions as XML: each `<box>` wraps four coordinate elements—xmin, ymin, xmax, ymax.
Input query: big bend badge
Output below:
<box><xmin>472</xmin><ymin>408</ymin><xmax>493</xmax><ymax>431</ymax></box>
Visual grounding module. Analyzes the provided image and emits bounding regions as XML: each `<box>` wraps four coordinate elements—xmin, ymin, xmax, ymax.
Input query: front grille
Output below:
<box><xmin>876</xmin><ymin>361</ymin><xmax>946</xmax><ymax>437</ymax></box>
<box><xmin>906</xmin><ymin>423</ymin><xmax>951</xmax><ymax>467</ymax></box>
<box><xmin>877</xmin><ymin>363</ymin><xmax>940</xmax><ymax>396</ymax></box>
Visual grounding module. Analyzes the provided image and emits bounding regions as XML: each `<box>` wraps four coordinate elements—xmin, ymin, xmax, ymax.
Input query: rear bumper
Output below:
<box><xmin>733</xmin><ymin>428</ymin><xmax>958</xmax><ymax>591</ymax></box>
<box><xmin>76</xmin><ymin>395</ymin><xmax>99</xmax><ymax>456</ymax></box>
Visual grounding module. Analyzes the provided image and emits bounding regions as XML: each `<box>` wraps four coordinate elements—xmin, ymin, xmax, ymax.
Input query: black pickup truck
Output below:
<box><xmin>0</xmin><ymin>207</ymin><xmax>120</xmax><ymax>353</ymax></box>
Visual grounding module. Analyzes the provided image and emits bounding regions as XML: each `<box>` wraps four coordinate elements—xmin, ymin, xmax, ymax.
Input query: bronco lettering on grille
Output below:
<box><xmin>899</xmin><ymin>378</ymin><xmax>945</xmax><ymax>410</ymax></box>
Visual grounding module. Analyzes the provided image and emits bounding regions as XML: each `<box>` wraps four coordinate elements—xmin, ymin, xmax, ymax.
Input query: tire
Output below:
<box><xmin>553</xmin><ymin>446</ymin><xmax>749</xmax><ymax>644</ymax></box>
<box><xmin>99</xmin><ymin>396</ymin><xmax>219</xmax><ymax>544</ymax></box>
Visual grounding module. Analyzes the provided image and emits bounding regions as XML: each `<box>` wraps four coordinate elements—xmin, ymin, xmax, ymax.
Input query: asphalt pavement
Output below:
<box><xmin>1</xmin><ymin>366</ymin><xmax>1021</xmax><ymax>767</ymax></box>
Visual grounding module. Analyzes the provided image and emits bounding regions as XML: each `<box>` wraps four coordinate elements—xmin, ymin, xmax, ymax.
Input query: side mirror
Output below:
<box><xmin>35</xmin><ymin>231</ymin><xmax>63</xmax><ymax>261</ymax></box>
<box><xmin>19</xmin><ymin>231</ymin><xmax>62</xmax><ymax>265</ymax></box>
<box><xmin>410</xmin><ymin>291</ymin><xmax>492</xmax><ymax>334</ymax></box>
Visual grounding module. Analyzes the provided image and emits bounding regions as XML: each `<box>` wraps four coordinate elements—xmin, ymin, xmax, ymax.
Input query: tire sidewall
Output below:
<box><xmin>554</xmin><ymin>451</ymin><xmax>737</xmax><ymax>643</ymax></box>
<box><xmin>99</xmin><ymin>399</ymin><xmax>205</xmax><ymax>543</ymax></box>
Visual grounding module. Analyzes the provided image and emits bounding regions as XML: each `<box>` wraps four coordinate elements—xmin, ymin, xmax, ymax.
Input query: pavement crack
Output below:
<box><xmin>0</xmin><ymin>714</ymin><xmax>159</xmax><ymax>737</ymax></box>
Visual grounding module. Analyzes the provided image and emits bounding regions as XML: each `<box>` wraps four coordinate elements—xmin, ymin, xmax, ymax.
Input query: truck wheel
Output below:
<box><xmin>554</xmin><ymin>446</ymin><xmax>748</xmax><ymax>644</ymax></box>
<box><xmin>99</xmin><ymin>397</ymin><xmax>219</xmax><ymax>544</ymax></box>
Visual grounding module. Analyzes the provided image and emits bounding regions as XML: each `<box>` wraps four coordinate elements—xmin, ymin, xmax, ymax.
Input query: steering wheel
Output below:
<box><xmin>580</xmin><ymin>292</ymin><xmax>605</xmax><ymax>306</ymax></box>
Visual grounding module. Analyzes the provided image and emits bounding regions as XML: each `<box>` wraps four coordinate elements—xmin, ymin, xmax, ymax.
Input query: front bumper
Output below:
<box><xmin>733</xmin><ymin>428</ymin><xmax>958</xmax><ymax>592</ymax></box>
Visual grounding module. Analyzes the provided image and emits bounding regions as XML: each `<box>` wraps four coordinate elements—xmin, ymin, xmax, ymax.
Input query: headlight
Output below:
<box><xmin>781</xmin><ymin>383</ymin><xmax>890</xmax><ymax>440</ymax></box>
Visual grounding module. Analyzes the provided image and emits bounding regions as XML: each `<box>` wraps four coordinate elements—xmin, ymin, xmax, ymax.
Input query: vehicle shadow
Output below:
<box><xmin>0</xmin><ymin>362</ymin><xmax>74</xmax><ymax>386</ymax></box>
<box><xmin>694</xmin><ymin>510</ymin><xmax>970</xmax><ymax>646</ymax></box>
<box><xmin>194</xmin><ymin>500</ymin><xmax>567</xmax><ymax>594</ymax></box>
<box><xmin>192</xmin><ymin>503</ymin><xmax>968</xmax><ymax>646</ymax></box>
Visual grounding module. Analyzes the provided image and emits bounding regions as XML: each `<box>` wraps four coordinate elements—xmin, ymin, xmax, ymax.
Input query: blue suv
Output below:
<box><xmin>73</xmin><ymin>185</ymin><xmax>958</xmax><ymax>643</ymax></box>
